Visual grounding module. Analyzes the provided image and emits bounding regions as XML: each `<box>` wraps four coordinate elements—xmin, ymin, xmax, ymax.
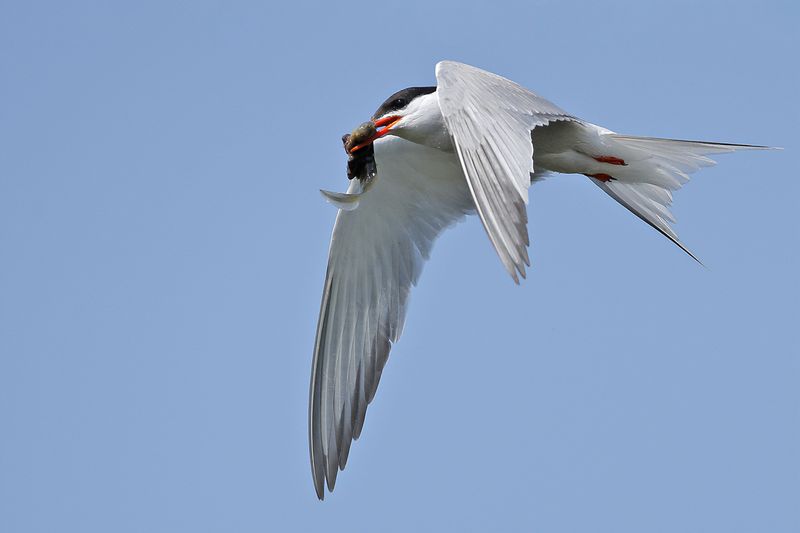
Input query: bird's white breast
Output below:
<box><xmin>372</xmin><ymin>135</ymin><xmax>473</xmax><ymax>215</ymax></box>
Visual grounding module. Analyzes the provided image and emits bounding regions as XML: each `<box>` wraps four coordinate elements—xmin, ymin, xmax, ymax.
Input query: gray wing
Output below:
<box><xmin>435</xmin><ymin>60</ymin><xmax>579</xmax><ymax>282</ymax></box>
<box><xmin>310</xmin><ymin>137</ymin><xmax>473</xmax><ymax>499</ymax></box>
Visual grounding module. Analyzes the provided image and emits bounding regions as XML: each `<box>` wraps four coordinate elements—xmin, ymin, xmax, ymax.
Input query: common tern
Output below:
<box><xmin>310</xmin><ymin>60</ymin><xmax>771</xmax><ymax>499</ymax></box>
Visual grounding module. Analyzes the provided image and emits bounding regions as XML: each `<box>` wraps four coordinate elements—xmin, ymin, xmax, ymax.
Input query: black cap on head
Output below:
<box><xmin>371</xmin><ymin>86</ymin><xmax>437</xmax><ymax>120</ymax></box>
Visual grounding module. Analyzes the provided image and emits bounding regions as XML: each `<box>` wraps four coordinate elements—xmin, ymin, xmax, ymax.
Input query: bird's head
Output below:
<box><xmin>347</xmin><ymin>86</ymin><xmax>437</xmax><ymax>154</ymax></box>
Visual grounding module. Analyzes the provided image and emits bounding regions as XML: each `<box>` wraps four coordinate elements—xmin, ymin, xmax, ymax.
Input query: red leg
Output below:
<box><xmin>593</xmin><ymin>155</ymin><xmax>627</xmax><ymax>166</ymax></box>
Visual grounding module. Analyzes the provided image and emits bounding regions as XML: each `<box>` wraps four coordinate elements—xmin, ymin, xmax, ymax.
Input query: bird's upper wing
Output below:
<box><xmin>310</xmin><ymin>137</ymin><xmax>473</xmax><ymax>499</ymax></box>
<box><xmin>435</xmin><ymin>60</ymin><xmax>578</xmax><ymax>282</ymax></box>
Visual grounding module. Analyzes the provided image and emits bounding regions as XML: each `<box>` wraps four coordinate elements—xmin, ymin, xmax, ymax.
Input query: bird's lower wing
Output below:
<box><xmin>435</xmin><ymin>60</ymin><xmax>579</xmax><ymax>282</ymax></box>
<box><xmin>310</xmin><ymin>137</ymin><xmax>473</xmax><ymax>499</ymax></box>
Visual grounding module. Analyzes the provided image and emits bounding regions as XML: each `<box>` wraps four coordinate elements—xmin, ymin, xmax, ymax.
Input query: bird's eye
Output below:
<box><xmin>392</xmin><ymin>98</ymin><xmax>406</xmax><ymax>109</ymax></box>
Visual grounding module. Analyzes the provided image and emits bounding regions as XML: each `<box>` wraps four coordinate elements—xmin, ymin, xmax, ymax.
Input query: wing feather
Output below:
<box><xmin>435</xmin><ymin>60</ymin><xmax>578</xmax><ymax>281</ymax></box>
<box><xmin>309</xmin><ymin>137</ymin><xmax>473</xmax><ymax>499</ymax></box>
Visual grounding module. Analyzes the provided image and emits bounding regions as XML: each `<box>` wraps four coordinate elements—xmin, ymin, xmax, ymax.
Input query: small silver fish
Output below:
<box><xmin>344</xmin><ymin>121</ymin><xmax>376</xmax><ymax>153</ymax></box>
<box><xmin>320</xmin><ymin>123</ymin><xmax>379</xmax><ymax>210</ymax></box>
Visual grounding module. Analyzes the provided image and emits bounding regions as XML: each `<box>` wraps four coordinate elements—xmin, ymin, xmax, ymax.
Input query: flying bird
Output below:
<box><xmin>310</xmin><ymin>60</ymin><xmax>770</xmax><ymax>499</ymax></box>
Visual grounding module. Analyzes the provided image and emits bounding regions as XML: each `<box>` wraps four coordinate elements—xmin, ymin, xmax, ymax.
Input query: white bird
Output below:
<box><xmin>310</xmin><ymin>60</ymin><xmax>770</xmax><ymax>499</ymax></box>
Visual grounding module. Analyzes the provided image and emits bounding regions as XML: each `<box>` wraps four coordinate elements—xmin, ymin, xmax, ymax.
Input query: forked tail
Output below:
<box><xmin>586</xmin><ymin>134</ymin><xmax>776</xmax><ymax>262</ymax></box>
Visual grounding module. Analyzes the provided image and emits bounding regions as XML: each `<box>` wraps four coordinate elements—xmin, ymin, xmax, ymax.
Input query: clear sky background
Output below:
<box><xmin>1</xmin><ymin>1</ymin><xmax>797</xmax><ymax>532</ymax></box>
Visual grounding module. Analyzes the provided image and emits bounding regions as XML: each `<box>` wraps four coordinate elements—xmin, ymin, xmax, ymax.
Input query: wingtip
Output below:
<box><xmin>312</xmin><ymin>469</ymin><xmax>325</xmax><ymax>500</ymax></box>
<box><xmin>310</xmin><ymin>458</ymin><xmax>335</xmax><ymax>500</ymax></box>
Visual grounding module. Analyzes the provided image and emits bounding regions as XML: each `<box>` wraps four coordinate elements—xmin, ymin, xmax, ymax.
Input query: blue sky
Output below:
<box><xmin>1</xmin><ymin>1</ymin><xmax>797</xmax><ymax>532</ymax></box>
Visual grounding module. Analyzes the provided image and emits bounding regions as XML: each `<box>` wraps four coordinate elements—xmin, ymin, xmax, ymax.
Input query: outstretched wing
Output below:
<box><xmin>435</xmin><ymin>60</ymin><xmax>579</xmax><ymax>282</ymax></box>
<box><xmin>310</xmin><ymin>137</ymin><xmax>473</xmax><ymax>499</ymax></box>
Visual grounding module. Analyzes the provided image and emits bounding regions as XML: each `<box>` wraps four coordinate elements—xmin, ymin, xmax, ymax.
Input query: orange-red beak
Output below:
<box><xmin>348</xmin><ymin>115</ymin><xmax>402</xmax><ymax>153</ymax></box>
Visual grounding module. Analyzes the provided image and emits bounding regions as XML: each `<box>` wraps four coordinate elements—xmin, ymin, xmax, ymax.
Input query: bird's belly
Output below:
<box><xmin>532</xmin><ymin>120</ymin><xmax>617</xmax><ymax>176</ymax></box>
<box><xmin>534</xmin><ymin>150</ymin><xmax>598</xmax><ymax>175</ymax></box>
